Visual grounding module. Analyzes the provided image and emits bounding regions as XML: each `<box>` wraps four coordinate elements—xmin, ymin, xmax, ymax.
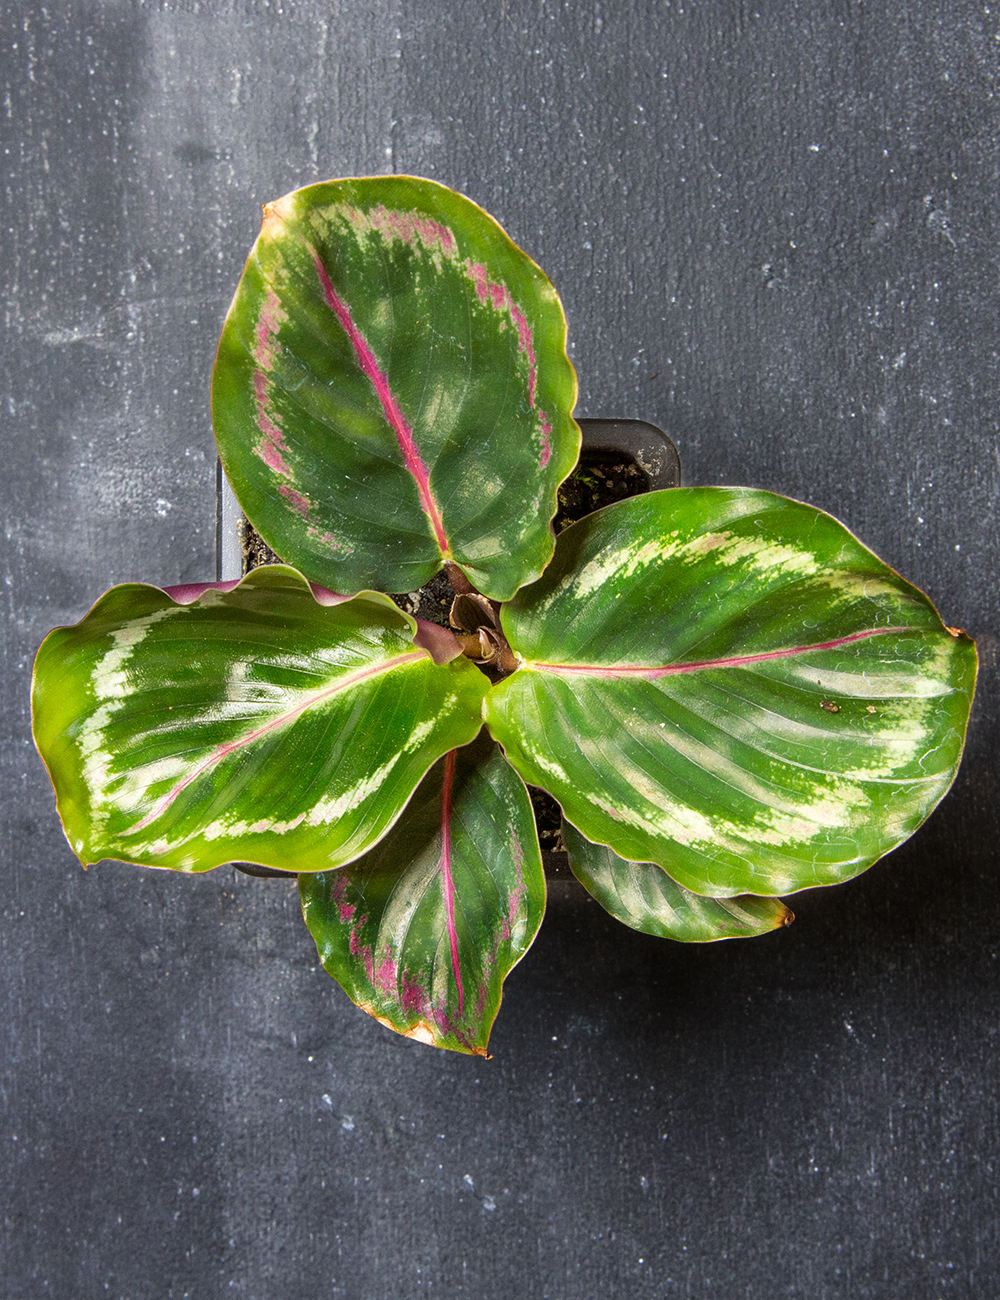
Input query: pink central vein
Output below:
<box><xmin>126</xmin><ymin>651</ymin><xmax>425</xmax><ymax>835</ymax></box>
<box><xmin>310</xmin><ymin>248</ymin><xmax>451</xmax><ymax>558</ymax></box>
<box><xmin>530</xmin><ymin>626</ymin><xmax>911</xmax><ymax>678</ymax></box>
<box><xmin>439</xmin><ymin>749</ymin><xmax>464</xmax><ymax>1015</ymax></box>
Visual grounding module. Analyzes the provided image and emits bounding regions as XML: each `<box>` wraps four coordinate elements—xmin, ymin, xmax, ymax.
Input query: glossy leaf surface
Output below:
<box><xmin>212</xmin><ymin>176</ymin><xmax>580</xmax><ymax>600</ymax></box>
<box><xmin>32</xmin><ymin>567</ymin><xmax>487</xmax><ymax>873</ymax></box>
<box><xmin>562</xmin><ymin>819</ymin><xmax>792</xmax><ymax>941</ymax></box>
<box><xmin>300</xmin><ymin>736</ymin><xmax>545</xmax><ymax>1055</ymax></box>
<box><xmin>486</xmin><ymin>488</ymin><xmax>977</xmax><ymax>897</ymax></box>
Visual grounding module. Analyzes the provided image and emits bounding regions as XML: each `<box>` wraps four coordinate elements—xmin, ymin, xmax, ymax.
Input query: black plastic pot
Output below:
<box><xmin>571</xmin><ymin>417</ymin><xmax>680</xmax><ymax>492</ymax></box>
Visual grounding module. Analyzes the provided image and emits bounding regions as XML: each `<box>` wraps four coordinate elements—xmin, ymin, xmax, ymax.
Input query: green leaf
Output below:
<box><xmin>485</xmin><ymin>488</ymin><xmax>977</xmax><ymax>897</ymax></box>
<box><xmin>299</xmin><ymin>735</ymin><xmax>545</xmax><ymax>1056</ymax></box>
<box><xmin>561</xmin><ymin>819</ymin><xmax>792</xmax><ymax>941</ymax></box>
<box><xmin>212</xmin><ymin>176</ymin><xmax>580</xmax><ymax>601</ymax></box>
<box><xmin>32</xmin><ymin>567</ymin><xmax>488</xmax><ymax>873</ymax></box>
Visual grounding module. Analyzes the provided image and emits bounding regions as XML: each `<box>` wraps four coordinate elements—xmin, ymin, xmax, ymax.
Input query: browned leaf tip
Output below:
<box><xmin>260</xmin><ymin>192</ymin><xmax>294</xmax><ymax>236</ymax></box>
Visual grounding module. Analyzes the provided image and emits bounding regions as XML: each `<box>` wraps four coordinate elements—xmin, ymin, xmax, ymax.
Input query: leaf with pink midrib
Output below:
<box><xmin>212</xmin><ymin>176</ymin><xmax>580</xmax><ymax>601</ymax></box>
<box><xmin>488</xmin><ymin>486</ymin><xmax>977</xmax><ymax>898</ymax></box>
<box><xmin>299</xmin><ymin>735</ymin><xmax>545</xmax><ymax>1055</ymax></box>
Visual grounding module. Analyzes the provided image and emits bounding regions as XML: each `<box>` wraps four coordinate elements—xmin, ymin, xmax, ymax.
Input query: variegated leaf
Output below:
<box><xmin>32</xmin><ymin>567</ymin><xmax>487</xmax><ymax>873</ymax></box>
<box><xmin>562</xmin><ymin>819</ymin><xmax>792</xmax><ymax>941</ymax></box>
<box><xmin>485</xmin><ymin>488</ymin><xmax>977</xmax><ymax>897</ymax></box>
<box><xmin>299</xmin><ymin>736</ymin><xmax>545</xmax><ymax>1055</ymax></box>
<box><xmin>212</xmin><ymin>176</ymin><xmax>580</xmax><ymax>601</ymax></box>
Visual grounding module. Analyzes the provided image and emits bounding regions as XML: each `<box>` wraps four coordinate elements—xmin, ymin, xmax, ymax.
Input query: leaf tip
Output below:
<box><xmin>780</xmin><ymin>907</ymin><xmax>795</xmax><ymax>928</ymax></box>
<box><xmin>261</xmin><ymin>192</ymin><xmax>295</xmax><ymax>236</ymax></box>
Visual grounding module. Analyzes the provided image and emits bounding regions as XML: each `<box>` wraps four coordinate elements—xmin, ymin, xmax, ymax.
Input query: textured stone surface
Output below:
<box><xmin>2</xmin><ymin>2</ymin><xmax>997</xmax><ymax>1296</ymax></box>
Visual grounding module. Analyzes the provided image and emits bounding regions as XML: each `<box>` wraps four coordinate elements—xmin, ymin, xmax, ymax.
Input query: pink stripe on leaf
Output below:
<box><xmin>252</xmin><ymin>292</ymin><xmax>292</xmax><ymax>477</ymax></box>
<box><xmin>278</xmin><ymin>484</ymin><xmax>311</xmax><ymax>517</ymax></box>
<box><xmin>309</xmin><ymin>246</ymin><xmax>451</xmax><ymax>559</ymax></box>
<box><xmin>531</xmin><ymin>626</ymin><xmax>913</xmax><ymax>679</ymax></box>
<box><xmin>365</xmin><ymin>204</ymin><xmax>457</xmax><ymax>259</ymax></box>
<box><xmin>464</xmin><ymin>261</ymin><xmax>538</xmax><ymax>407</ymax></box>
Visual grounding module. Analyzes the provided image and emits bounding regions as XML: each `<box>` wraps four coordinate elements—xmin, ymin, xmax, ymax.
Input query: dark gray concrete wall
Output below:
<box><xmin>3</xmin><ymin>2</ymin><xmax>998</xmax><ymax>1296</ymax></box>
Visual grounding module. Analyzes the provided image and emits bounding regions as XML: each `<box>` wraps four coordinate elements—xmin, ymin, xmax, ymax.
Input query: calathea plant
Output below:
<box><xmin>33</xmin><ymin>177</ymin><xmax>977</xmax><ymax>1056</ymax></box>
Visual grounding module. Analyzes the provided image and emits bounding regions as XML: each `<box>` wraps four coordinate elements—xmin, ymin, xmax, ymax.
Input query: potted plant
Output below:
<box><xmin>32</xmin><ymin>177</ymin><xmax>977</xmax><ymax>1056</ymax></box>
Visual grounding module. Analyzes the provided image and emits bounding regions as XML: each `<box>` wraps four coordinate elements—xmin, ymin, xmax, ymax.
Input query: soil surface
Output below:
<box><xmin>239</xmin><ymin>518</ymin><xmax>282</xmax><ymax>572</ymax></box>
<box><xmin>552</xmin><ymin>444</ymin><xmax>651</xmax><ymax>533</ymax></box>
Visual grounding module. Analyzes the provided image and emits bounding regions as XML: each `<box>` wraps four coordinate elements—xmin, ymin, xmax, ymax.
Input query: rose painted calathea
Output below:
<box><xmin>32</xmin><ymin>177</ymin><xmax>977</xmax><ymax>1056</ymax></box>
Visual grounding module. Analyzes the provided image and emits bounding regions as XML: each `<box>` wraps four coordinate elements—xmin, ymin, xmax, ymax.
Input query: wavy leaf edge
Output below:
<box><xmin>561</xmin><ymin>817</ymin><xmax>793</xmax><ymax>942</ymax></box>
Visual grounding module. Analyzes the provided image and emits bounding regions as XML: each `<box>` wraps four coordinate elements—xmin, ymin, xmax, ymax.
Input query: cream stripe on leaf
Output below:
<box><xmin>486</xmin><ymin>488</ymin><xmax>977</xmax><ymax>898</ymax></box>
<box><xmin>32</xmin><ymin>566</ymin><xmax>488</xmax><ymax>874</ymax></box>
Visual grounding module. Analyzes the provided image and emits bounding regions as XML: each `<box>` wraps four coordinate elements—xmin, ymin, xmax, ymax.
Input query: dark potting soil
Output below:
<box><xmin>239</xmin><ymin>517</ymin><xmax>282</xmax><ymax>571</ymax></box>
<box><xmin>551</xmin><ymin>444</ymin><xmax>651</xmax><ymax>535</ymax></box>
